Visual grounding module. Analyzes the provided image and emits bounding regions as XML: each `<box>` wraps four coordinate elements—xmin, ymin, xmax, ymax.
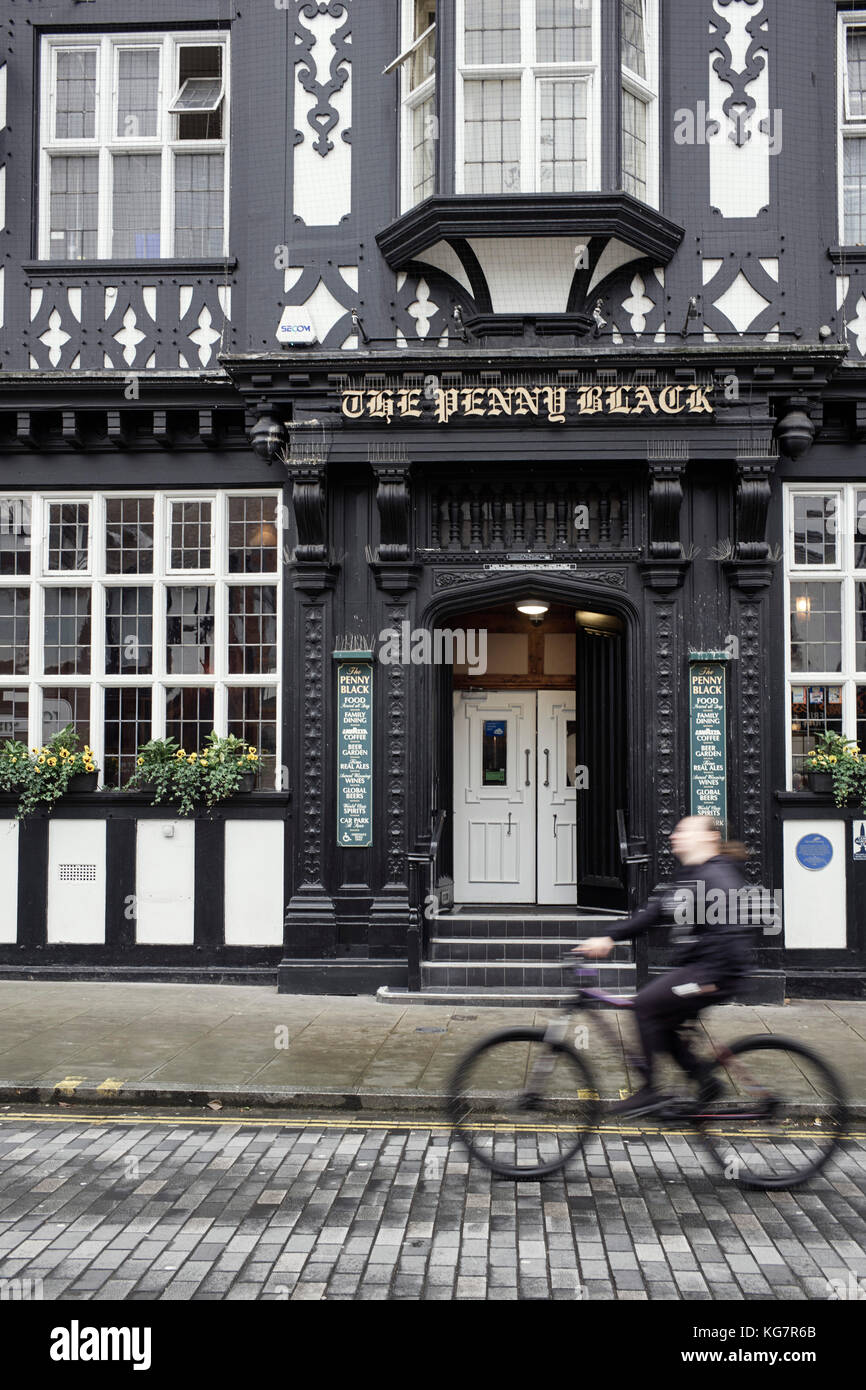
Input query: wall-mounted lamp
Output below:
<box><xmin>794</xmin><ymin>595</ymin><xmax>812</xmax><ymax>619</ymax></box>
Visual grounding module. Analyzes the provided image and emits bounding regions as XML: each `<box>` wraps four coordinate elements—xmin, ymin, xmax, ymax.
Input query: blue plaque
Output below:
<box><xmin>795</xmin><ymin>833</ymin><xmax>834</xmax><ymax>871</ymax></box>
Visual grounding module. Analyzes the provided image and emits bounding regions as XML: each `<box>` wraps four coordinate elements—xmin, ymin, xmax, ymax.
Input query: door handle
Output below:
<box><xmin>507</xmin><ymin>812</ymin><xmax>512</xmax><ymax>837</ymax></box>
<box><xmin>553</xmin><ymin>814</ymin><xmax>558</xmax><ymax>837</ymax></box>
<box><xmin>525</xmin><ymin>749</ymin><xmax>531</xmax><ymax>786</ymax></box>
<box><xmin>543</xmin><ymin>749</ymin><xmax>550</xmax><ymax>787</ymax></box>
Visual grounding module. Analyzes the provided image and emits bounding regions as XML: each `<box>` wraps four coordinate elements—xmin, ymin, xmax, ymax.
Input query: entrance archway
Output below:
<box><xmin>421</xmin><ymin>576</ymin><xmax>643</xmax><ymax>912</ymax></box>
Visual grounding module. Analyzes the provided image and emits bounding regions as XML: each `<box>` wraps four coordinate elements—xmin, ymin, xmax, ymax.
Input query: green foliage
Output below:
<box><xmin>0</xmin><ymin>725</ymin><xmax>99</xmax><ymax>820</ymax></box>
<box><xmin>806</xmin><ymin>731</ymin><xmax>866</xmax><ymax>810</ymax></box>
<box><xmin>123</xmin><ymin>731</ymin><xmax>259</xmax><ymax>816</ymax></box>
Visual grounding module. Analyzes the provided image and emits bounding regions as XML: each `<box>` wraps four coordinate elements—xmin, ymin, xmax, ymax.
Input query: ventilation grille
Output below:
<box><xmin>58</xmin><ymin>863</ymin><xmax>97</xmax><ymax>881</ymax></box>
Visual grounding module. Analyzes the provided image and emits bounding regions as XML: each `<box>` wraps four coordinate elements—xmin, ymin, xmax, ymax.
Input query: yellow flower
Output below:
<box><xmin>10</xmin><ymin>758</ymin><xmax>15</xmax><ymax>765</ymax></box>
<box><xmin>34</xmin><ymin>766</ymin><xmax>40</xmax><ymax>774</ymax></box>
<box><xmin>84</xmin><ymin>763</ymin><xmax>94</xmax><ymax>772</ymax></box>
<box><xmin>189</xmin><ymin>753</ymin><xmax>198</xmax><ymax>762</ymax></box>
<box><xmin>38</xmin><ymin>756</ymin><xmax>45</xmax><ymax>765</ymax></box>
<box><xmin>830</xmin><ymin>755</ymin><xmax>837</xmax><ymax>764</ymax></box>
<box><xmin>249</xmin><ymin>746</ymin><xmax>257</xmax><ymax>754</ymax></box>
<box><xmin>48</xmin><ymin>757</ymin><xmax>56</xmax><ymax>766</ymax></box>
<box><xmin>247</xmin><ymin>753</ymin><xmax>258</xmax><ymax>762</ymax></box>
<box><xmin>137</xmin><ymin>757</ymin><xmax>144</xmax><ymax>766</ymax></box>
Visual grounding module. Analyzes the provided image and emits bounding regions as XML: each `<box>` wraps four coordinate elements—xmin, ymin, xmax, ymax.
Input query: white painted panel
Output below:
<box><xmin>293</xmin><ymin>8</ymin><xmax>351</xmax><ymax>224</ymax></box>
<box><xmin>47</xmin><ymin>820</ymin><xmax>106</xmax><ymax>944</ymax></box>
<box><xmin>709</xmin><ymin>0</ymin><xmax>771</xmax><ymax>217</ymax></box>
<box><xmin>0</xmin><ymin>819</ymin><xmax>18</xmax><ymax>942</ymax></box>
<box><xmin>224</xmin><ymin>820</ymin><xmax>284</xmax><ymax>946</ymax></box>
<box><xmin>135</xmin><ymin>820</ymin><xmax>195</xmax><ymax>945</ymax></box>
<box><xmin>465</xmin><ymin>237</ymin><xmax>577</xmax><ymax>314</ymax></box>
<box><xmin>413</xmin><ymin>241</ymin><xmax>473</xmax><ymax>295</ymax></box>
<box><xmin>782</xmin><ymin>821</ymin><xmax>846</xmax><ymax>949</ymax></box>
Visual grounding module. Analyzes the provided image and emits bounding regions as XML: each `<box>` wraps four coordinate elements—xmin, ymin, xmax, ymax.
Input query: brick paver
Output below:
<box><xmin>0</xmin><ymin>1111</ymin><xmax>863</xmax><ymax>1301</ymax></box>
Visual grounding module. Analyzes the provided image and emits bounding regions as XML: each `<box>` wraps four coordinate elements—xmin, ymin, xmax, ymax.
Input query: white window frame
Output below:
<box><xmin>838</xmin><ymin>10</ymin><xmax>866</xmax><ymax>245</ymax></box>
<box><xmin>620</xmin><ymin>0</ymin><xmax>659</xmax><ymax>208</ymax></box>
<box><xmin>784</xmin><ymin>484</ymin><xmax>866</xmax><ymax>787</ymax></box>
<box><xmin>397</xmin><ymin>2</ymin><xmax>438</xmax><ymax>212</ymax></box>
<box><xmin>455</xmin><ymin>0</ymin><xmax>603</xmax><ymax>196</ymax></box>
<box><xmin>0</xmin><ymin>490</ymin><xmax>282</xmax><ymax>786</ymax></box>
<box><xmin>38</xmin><ymin>31</ymin><xmax>230</xmax><ymax>261</ymax></box>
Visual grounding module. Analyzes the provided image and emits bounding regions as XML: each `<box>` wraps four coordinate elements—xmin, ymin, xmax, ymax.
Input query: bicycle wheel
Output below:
<box><xmin>695</xmin><ymin>1035</ymin><xmax>849</xmax><ymax>1190</ymax></box>
<box><xmin>447</xmin><ymin>1025</ymin><xmax>601</xmax><ymax>1180</ymax></box>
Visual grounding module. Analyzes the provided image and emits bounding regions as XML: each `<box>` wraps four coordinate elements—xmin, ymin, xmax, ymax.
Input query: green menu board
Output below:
<box><xmin>689</xmin><ymin>657</ymin><xmax>728</xmax><ymax>826</ymax></box>
<box><xmin>336</xmin><ymin>657</ymin><xmax>373</xmax><ymax>847</ymax></box>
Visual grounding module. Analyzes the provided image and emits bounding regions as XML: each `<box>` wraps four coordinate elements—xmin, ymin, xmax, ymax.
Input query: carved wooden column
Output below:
<box><xmin>734</xmin><ymin>458</ymin><xmax>775</xmax><ymax>560</ymax></box>
<box><xmin>368</xmin><ymin>459</ymin><xmax>421</xmax><ymax>951</ymax></box>
<box><xmin>640</xmin><ymin>561</ymin><xmax>689</xmax><ymax>880</ymax></box>
<box><xmin>282</xmin><ymin>455</ymin><xmax>340</xmax><ymax>975</ymax></box>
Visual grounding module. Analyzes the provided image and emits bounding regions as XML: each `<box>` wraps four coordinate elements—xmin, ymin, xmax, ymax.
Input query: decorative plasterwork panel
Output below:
<box><xmin>700</xmin><ymin>255</ymin><xmax>781</xmax><ymax>340</ymax></box>
<box><xmin>708</xmin><ymin>0</ymin><xmax>772</xmax><ymax>218</ymax></box>
<box><xmin>26</xmin><ymin>279</ymin><xmax>232</xmax><ymax>371</ymax></box>
<box><xmin>293</xmin><ymin>0</ymin><xmax>352</xmax><ymax>226</ymax></box>
<box><xmin>280</xmin><ymin>263</ymin><xmax>357</xmax><ymax>348</ymax></box>
<box><xmin>835</xmin><ymin>272</ymin><xmax>866</xmax><ymax>357</ymax></box>
<box><xmin>607</xmin><ymin>267</ymin><xmax>667</xmax><ymax>342</ymax></box>
<box><xmin>393</xmin><ymin>270</ymin><xmax>453</xmax><ymax>347</ymax></box>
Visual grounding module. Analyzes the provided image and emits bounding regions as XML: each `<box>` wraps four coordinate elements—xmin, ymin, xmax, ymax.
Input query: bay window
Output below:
<box><xmin>840</xmin><ymin>12</ymin><xmax>866</xmax><ymax>243</ymax></box>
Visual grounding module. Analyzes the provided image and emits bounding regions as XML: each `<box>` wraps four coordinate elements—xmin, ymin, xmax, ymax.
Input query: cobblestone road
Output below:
<box><xmin>0</xmin><ymin>1111</ymin><xmax>864</xmax><ymax>1302</ymax></box>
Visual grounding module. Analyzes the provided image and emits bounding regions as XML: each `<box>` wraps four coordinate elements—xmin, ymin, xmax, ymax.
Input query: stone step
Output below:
<box><xmin>428</xmin><ymin>936</ymin><xmax>634</xmax><ymax>963</ymax></box>
<box><xmin>420</xmin><ymin>960</ymin><xmax>636</xmax><ymax>991</ymax></box>
<box><xmin>377</xmin><ymin>984</ymin><xmax>637</xmax><ymax>1008</ymax></box>
<box><xmin>429</xmin><ymin>913</ymin><xmax>629</xmax><ymax>940</ymax></box>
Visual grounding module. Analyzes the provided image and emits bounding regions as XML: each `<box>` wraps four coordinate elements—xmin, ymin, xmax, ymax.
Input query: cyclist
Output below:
<box><xmin>575</xmin><ymin>815</ymin><xmax>753</xmax><ymax>1117</ymax></box>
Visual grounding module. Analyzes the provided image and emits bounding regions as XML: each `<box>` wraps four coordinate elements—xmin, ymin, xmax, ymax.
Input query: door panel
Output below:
<box><xmin>537</xmin><ymin>691</ymin><xmax>577</xmax><ymax>904</ymax></box>
<box><xmin>453</xmin><ymin>691</ymin><xmax>536</xmax><ymax>903</ymax></box>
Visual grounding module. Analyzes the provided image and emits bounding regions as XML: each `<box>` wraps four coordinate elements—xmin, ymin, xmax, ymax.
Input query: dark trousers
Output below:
<box><xmin>632</xmin><ymin>966</ymin><xmax>733</xmax><ymax>1088</ymax></box>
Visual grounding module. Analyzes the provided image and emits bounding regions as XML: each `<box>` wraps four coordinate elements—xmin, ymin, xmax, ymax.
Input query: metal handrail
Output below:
<box><xmin>616</xmin><ymin>807</ymin><xmax>649</xmax><ymax>866</ymax></box>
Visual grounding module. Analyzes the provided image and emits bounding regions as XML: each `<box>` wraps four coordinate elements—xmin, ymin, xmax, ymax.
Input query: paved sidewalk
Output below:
<box><xmin>0</xmin><ymin>981</ymin><xmax>863</xmax><ymax>1114</ymax></box>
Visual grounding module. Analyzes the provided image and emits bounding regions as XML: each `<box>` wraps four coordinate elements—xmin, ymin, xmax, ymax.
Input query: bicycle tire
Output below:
<box><xmin>447</xmin><ymin>1026</ymin><xmax>601</xmax><ymax>1180</ymax></box>
<box><xmin>695</xmin><ymin>1035</ymin><xmax>849</xmax><ymax>1191</ymax></box>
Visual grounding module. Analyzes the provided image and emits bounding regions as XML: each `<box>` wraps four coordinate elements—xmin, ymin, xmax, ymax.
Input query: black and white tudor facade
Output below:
<box><xmin>0</xmin><ymin>0</ymin><xmax>864</xmax><ymax>1001</ymax></box>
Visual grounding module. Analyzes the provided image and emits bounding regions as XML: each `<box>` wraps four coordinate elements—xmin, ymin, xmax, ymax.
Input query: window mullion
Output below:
<box><xmin>162</xmin><ymin>37</ymin><xmax>173</xmax><ymax>256</ymax></box>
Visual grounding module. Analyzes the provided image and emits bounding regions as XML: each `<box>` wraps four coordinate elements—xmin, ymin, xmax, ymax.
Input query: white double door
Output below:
<box><xmin>453</xmin><ymin>690</ymin><xmax>577</xmax><ymax>905</ymax></box>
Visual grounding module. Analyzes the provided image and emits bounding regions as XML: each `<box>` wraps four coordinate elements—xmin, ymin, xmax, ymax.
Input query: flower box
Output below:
<box><xmin>807</xmin><ymin>770</ymin><xmax>834</xmax><ymax>795</ymax></box>
<box><xmin>67</xmin><ymin>771</ymin><xmax>98</xmax><ymax>793</ymax></box>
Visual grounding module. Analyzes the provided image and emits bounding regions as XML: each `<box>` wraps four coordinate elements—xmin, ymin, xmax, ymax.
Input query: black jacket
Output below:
<box><xmin>607</xmin><ymin>854</ymin><xmax>753</xmax><ymax>982</ymax></box>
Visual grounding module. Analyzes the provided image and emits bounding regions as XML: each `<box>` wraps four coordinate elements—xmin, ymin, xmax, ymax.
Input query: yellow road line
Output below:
<box><xmin>0</xmin><ymin>1110</ymin><xmax>863</xmax><ymax>1142</ymax></box>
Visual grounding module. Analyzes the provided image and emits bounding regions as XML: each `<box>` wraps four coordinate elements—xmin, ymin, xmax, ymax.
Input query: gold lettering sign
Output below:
<box><xmin>340</xmin><ymin>384</ymin><xmax>714</xmax><ymax>422</ymax></box>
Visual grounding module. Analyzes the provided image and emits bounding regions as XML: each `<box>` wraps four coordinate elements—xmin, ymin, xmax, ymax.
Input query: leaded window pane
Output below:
<box><xmin>465</xmin><ymin>0</ymin><xmax>521</xmax><ymax>64</ymax></box>
<box><xmin>412</xmin><ymin>96</ymin><xmax>436</xmax><ymax>202</ymax></box>
<box><xmin>540</xmin><ymin>80</ymin><xmax>588</xmax><ymax>192</ymax></box>
<box><xmin>0</xmin><ymin>690</ymin><xmax>28</xmax><ymax>744</ymax></box>
<box><xmin>166</xmin><ymin>586</ymin><xmax>214</xmax><ymax>674</ymax></box>
<box><xmin>227</xmin><ymin>497</ymin><xmax>278</xmax><ymax>574</ymax></box>
<box><xmin>792</xmin><ymin>494</ymin><xmax>838</xmax><ymax>567</ymax></box>
<box><xmin>174</xmin><ymin>154</ymin><xmax>224</xmax><ymax>258</ymax></box>
<box><xmin>49</xmin><ymin>156</ymin><xmax>98</xmax><ymax>260</ymax></box>
<box><xmin>789</xmin><ymin>583</ymin><xmax>843</xmax><ymax>674</ymax></box>
<box><xmin>856</xmin><ymin>491</ymin><xmax>866</xmax><ymax>569</ymax></box>
<box><xmin>790</xmin><ymin>684</ymin><xmax>844</xmax><ymax>788</ymax></box>
<box><xmin>47</xmin><ymin>501</ymin><xmax>90</xmax><ymax>573</ymax></box>
<box><xmin>848</xmin><ymin>28</ymin><xmax>866</xmax><ymax>119</ymax></box>
<box><xmin>117</xmin><ymin>48</ymin><xmax>160</xmax><ymax>138</ymax></box>
<box><xmin>844</xmin><ymin>137</ymin><xmax>866</xmax><ymax>244</ymax></box>
<box><xmin>227</xmin><ymin>586</ymin><xmax>277</xmax><ymax>675</ymax></box>
<box><xmin>0</xmin><ymin>499</ymin><xmax>31</xmax><ymax>577</ymax></box>
<box><xmin>105</xmin><ymin>587</ymin><xmax>153</xmax><ymax>675</ymax></box>
<box><xmin>463</xmin><ymin>78</ymin><xmax>521</xmax><ymax>193</ymax></box>
<box><xmin>43</xmin><ymin>588</ymin><xmax>92</xmax><ymax>675</ymax></box>
<box><xmin>0</xmin><ymin>589</ymin><xmax>30</xmax><ymax>675</ymax></box>
<box><xmin>55</xmin><ymin>49</ymin><xmax>97</xmax><ymax>139</ymax></box>
<box><xmin>228</xmin><ymin>685</ymin><xmax>277</xmax><ymax>789</ymax></box>
<box><xmin>621</xmin><ymin>0</ymin><xmax>647</xmax><ymax>78</ymax></box>
<box><xmin>170</xmin><ymin>500</ymin><xmax>212</xmax><ymax>570</ymax></box>
<box><xmin>622</xmin><ymin>88</ymin><xmax>648</xmax><ymax>199</ymax></box>
<box><xmin>112</xmin><ymin>154</ymin><xmax>161</xmax><ymax>258</ymax></box>
<box><xmin>105</xmin><ymin>497</ymin><xmax>154</xmax><ymax>575</ymax></box>
<box><xmin>536</xmin><ymin>0</ymin><xmax>593</xmax><ymax>63</ymax></box>
<box><xmin>103</xmin><ymin>686</ymin><xmax>152</xmax><ymax>787</ymax></box>
<box><xmin>42</xmin><ymin>686</ymin><xmax>90</xmax><ymax>746</ymax></box>
<box><xmin>165</xmin><ymin>685</ymin><xmax>214</xmax><ymax>752</ymax></box>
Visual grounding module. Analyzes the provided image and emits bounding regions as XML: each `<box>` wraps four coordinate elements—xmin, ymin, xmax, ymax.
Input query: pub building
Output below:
<box><xmin>0</xmin><ymin>0</ymin><xmax>865</xmax><ymax>1003</ymax></box>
